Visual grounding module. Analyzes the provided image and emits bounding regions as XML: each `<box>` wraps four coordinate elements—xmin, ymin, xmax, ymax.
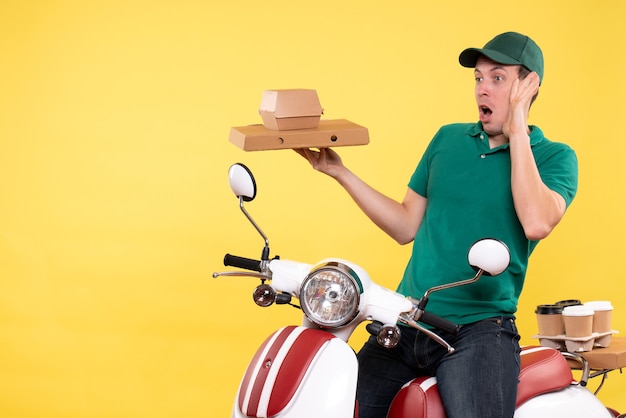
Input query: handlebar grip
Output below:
<box><xmin>223</xmin><ymin>254</ymin><xmax>262</xmax><ymax>272</ymax></box>
<box><xmin>419</xmin><ymin>312</ymin><xmax>460</xmax><ymax>335</ymax></box>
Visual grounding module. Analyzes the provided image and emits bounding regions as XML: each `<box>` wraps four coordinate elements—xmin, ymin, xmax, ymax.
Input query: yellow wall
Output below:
<box><xmin>1</xmin><ymin>1</ymin><xmax>625</xmax><ymax>416</ymax></box>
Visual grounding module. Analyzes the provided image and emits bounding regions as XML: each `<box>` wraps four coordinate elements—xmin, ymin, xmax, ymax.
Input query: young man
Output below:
<box><xmin>296</xmin><ymin>32</ymin><xmax>578</xmax><ymax>417</ymax></box>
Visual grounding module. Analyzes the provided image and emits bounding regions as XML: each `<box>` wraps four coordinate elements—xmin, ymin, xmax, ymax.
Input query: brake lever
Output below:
<box><xmin>398</xmin><ymin>312</ymin><xmax>455</xmax><ymax>354</ymax></box>
<box><xmin>212</xmin><ymin>271</ymin><xmax>271</xmax><ymax>279</ymax></box>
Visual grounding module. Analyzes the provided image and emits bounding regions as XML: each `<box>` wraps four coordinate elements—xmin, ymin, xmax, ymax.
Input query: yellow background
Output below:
<box><xmin>1</xmin><ymin>1</ymin><xmax>625</xmax><ymax>416</ymax></box>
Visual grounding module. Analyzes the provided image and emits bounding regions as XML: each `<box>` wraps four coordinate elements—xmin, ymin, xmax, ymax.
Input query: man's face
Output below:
<box><xmin>474</xmin><ymin>57</ymin><xmax>521</xmax><ymax>137</ymax></box>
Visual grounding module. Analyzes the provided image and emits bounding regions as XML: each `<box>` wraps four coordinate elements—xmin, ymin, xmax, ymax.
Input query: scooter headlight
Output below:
<box><xmin>300</xmin><ymin>262</ymin><xmax>361</xmax><ymax>328</ymax></box>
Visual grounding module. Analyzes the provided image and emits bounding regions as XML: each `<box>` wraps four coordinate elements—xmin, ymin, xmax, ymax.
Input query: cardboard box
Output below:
<box><xmin>229</xmin><ymin>119</ymin><xmax>369</xmax><ymax>151</ymax></box>
<box><xmin>259</xmin><ymin>89</ymin><xmax>323</xmax><ymax>130</ymax></box>
<box><xmin>575</xmin><ymin>336</ymin><xmax>626</xmax><ymax>370</ymax></box>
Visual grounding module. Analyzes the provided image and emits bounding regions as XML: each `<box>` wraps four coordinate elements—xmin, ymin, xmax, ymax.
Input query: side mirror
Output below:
<box><xmin>417</xmin><ymin>238</ymin><xmax>511</xmax><ymax>306</ymax></box>
<box><xmin>227</xmin><ymin>163</ymin><xmax>270</xmax><ymax>259</ymax></box>
<box><xmin>228</xmin><ymin>163</ymin><xmax>256</xmax><ymax>202</ymax></box>
<box><xmin>468</xmin><ymin>238</ymin><xmax>510</xmax><ymax>276</ymax></box>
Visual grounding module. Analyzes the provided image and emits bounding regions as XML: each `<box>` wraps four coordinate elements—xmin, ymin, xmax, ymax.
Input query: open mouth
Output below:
<box><xmin>479</xmin><ymin>105</ymin><xmax>493</xmax><ymax>123</ymax></box>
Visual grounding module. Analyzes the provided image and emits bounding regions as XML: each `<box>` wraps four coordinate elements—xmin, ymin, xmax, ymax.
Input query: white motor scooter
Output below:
<box><xmin>213</xmin><ymin>163</ymin><xmax>621</xmax><ymax>418</ymax></box>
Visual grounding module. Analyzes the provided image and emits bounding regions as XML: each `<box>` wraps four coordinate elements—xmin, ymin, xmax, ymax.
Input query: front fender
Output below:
<box><xmin>233</xmin><ymin>325</ymin><xmax>358</xmax><ymax>418</ymax></box>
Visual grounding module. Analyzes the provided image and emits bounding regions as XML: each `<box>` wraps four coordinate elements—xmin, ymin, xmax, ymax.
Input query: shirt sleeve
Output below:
<box><xmin>536</xmin><ymin>144</ymin><xmax>579</xmax><ymax>208</ymax></box>
<box><xmin>408</xmin><ymin>129</ymin><xmax>442</xmax><ymax>198</ymax></box>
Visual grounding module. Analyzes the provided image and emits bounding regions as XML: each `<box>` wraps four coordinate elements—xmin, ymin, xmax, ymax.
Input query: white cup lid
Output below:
<box><xmin>562</xmin><ymin>305</ymin><xmax>594</xmax><ymax>317</ymax></box>
<box><xmin>584</xmin><ymin>301</ymin><xmax>613</xmax><ymax>311</ymax></box>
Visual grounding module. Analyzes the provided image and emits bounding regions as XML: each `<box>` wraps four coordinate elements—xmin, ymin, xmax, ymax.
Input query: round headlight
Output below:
<box><xmin>300</xmin><ymin>262</ymin><xmax>361</xmax><ymax>328</ymax></box>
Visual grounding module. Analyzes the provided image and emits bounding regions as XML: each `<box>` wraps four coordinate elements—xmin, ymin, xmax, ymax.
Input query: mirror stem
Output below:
<box><xmin>422</xmin><ymin>270</ymin><xmax>484</xmax><ymax>300</ymax></box>
<box><xmin>261</xmin><ymin>246</ymin><xmax>270</xmax><ymax>261</ymax></box>
<box><xmin>239</xmin><ymin>197</ymin><xmax>270</xmax><ymax>260</ymax></box>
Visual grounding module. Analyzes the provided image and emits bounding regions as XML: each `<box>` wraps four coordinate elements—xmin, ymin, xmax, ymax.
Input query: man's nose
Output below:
<box><xmin>476</xmin><ymin>82</ymin><xmax>490</xmax><ymax>96</ymax></box>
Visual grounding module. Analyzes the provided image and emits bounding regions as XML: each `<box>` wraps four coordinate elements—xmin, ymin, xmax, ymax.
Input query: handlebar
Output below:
<box><xmin>419</xmin><ymin>311</ymin><xmax>460</xmax><ymax>335</ymax></box>
<box><xmin>222</xmin><ymin>253</ymin><xmax>461</xmax><ymax>337</ymax></box>
<box><xmin>223</xmin><ymin>254</ymin><xmax>262</xmax><ymax>272</ymax></box>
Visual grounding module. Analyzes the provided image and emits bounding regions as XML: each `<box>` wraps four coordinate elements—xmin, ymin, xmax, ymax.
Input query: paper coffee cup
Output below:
<box><xmin>584</xmin><ymin>301</ymin><xmax>613</xmax><ymax>333</ymax></box>
<box><xmin>535</xmin><ymin>304</ymin><xmax>564</xmax><ymax>336</ymax></box>
<box><xmin>562</xmin><ymin>305</ymin><xmax>594</xmax><ymax>337</ymax></box>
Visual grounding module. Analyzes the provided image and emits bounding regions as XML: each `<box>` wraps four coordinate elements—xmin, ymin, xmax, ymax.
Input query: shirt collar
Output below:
<box><xmin>467</xmin><ymin>122</ymin><xmax>545</xmax><ymax>146</ymax></box>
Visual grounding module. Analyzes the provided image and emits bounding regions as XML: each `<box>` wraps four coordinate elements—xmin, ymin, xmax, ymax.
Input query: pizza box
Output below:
<box><xmin>229</xmin><ymin>119</ymin><xmax>369</xmax><ymax>151</ymax></box>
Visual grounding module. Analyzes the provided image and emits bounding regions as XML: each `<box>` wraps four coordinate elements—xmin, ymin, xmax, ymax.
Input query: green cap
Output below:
<box><xmin>459</xmin><ymin>32</ymin><xmax>544</xmax><ymax>84</ymax></box>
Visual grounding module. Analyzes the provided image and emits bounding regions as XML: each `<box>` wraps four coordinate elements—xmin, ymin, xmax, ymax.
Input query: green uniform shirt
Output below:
<box><xmin>396</xmin><ymin>122</ymin><xmax>578</xmax><ymax>325</ymax></box>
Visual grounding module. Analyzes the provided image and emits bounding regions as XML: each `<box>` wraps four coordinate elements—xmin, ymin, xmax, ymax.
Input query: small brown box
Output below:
<box><xmin>259</xmin><ymin>89</ymin><xmax>323</xmax><ymax>130</ymax></box>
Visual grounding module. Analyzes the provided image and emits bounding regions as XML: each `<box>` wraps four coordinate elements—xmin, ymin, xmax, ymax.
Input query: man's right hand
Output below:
<box><xmin>294</xmin><ymin>148</ymin><xmax>345</xmax><ymax>179</ymax></box>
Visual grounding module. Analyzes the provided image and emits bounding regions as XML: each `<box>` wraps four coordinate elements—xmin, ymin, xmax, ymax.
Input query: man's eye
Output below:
<box><xmin>494</xmin><ymin>75</ymin><xmax>504</xmax><ymax>81</ymax></box>
<box><xmin>475</xmin><ymin>77</ymin><xmax>483</xmax><ymax>83</ymax></box>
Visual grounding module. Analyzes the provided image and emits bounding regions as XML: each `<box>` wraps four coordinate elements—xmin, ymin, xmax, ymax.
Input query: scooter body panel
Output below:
<box><xmin>232</xmin><ymin>325</ymin><xmax>358</xmax><ymax>418</ymax></box>
<box><xmin>220</xmin><ymin>165</ymin><xmax>619</xmax><ymax>418</ymax></box>
<box><xmin>514</xmin><ymin>385</ymin><xmax>614</xmax><ymax>417</ymax></box>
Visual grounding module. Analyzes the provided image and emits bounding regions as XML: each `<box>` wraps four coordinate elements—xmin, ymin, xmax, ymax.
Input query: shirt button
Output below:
<box><xmin>480</xmin><ymin>154</ymin><xmax>486</xmax><ymax>158</ymax></box>
<box><xmin>480</xmin><ymin>134</ymin><xmax>484</xmax><ymax>140</ymax></box>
